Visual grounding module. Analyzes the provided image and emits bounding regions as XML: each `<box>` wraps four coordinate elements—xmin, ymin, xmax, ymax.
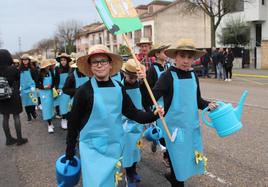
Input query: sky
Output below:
<box><xmin>0</xmin><ymin>0</ymin><xmax>153</xmax><ymax>53</ymax></box>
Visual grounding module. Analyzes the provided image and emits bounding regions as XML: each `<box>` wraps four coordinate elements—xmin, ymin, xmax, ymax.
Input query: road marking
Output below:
<box><xmin>233</xmin><ymin>73</ymin><xmax>268</xmax><ymax>79</ymax></box>
<box><xmin>235</xmin><ymin>76</ymin><xmax>265</xmax><ymax>85</ymax></box>
<box><xmin>205</xmin><ymin>171</ymin><xmax>232</xmax><ymax>186</ymax></box>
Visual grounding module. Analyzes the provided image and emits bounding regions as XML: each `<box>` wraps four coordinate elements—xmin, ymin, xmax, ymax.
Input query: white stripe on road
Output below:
<box><xmin>205</xmin><ymin>171</ymin><xmax>232</xmax><ymax>186</ymax></box>
<box><xmin>235</xmin><ymin>77</ymin><xmax>265</xmax><ymax>85</ymax></box>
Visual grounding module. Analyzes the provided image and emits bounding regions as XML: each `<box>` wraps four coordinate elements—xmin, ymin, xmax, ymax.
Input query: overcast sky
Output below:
<box><xmin>0</xmin><ymin>0</ymin><xmax>153</xmax><ymax>53</ymax></box>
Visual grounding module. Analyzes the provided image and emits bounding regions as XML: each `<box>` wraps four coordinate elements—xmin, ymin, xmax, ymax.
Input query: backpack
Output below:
<box><xmin>0</xmin><ymin>76</ymin><xmax>13</xmax><ymax>100</ymax></box>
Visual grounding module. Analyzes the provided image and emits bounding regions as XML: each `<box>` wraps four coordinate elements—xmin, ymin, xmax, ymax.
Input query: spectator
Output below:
<box><xmin>136</xmin><ymin>37</ymin><xmax>155</xmax><ymax>71</ymax></box>
<box><xmin>217</xmin><ymin>48</ymin><xmax>226</xmax><ymax>80</ymax></box>
<box><xmin>225</xmin><ymin>48</ymin><xmax>234</xmax><ymax>81</ymax></box>
<box><xmin>0</xmin><ymin>49</ymin><xmax>28</xmax><ymax>146</ymax></box>
<box><xmin>211</xmin><ymin>48</ymin><xmax>219</xmax><ymax>79</ymax></box>
<box><xmin>200</xmin><ymin>49</ymin><xmax>211</xmax><ymax>78</ymax></box>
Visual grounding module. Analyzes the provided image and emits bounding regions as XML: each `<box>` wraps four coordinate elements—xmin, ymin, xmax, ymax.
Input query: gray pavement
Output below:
<box><xmin>0</xmin><ymin>76</ymin><xmax>268</xmax><ymax>187</ymax></box>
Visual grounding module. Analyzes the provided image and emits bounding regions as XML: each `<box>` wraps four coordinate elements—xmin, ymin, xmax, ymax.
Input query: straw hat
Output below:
<box><xmin>56</xmin><ymin>53</ymin><xmax>72</xmax><ymax>63</ymax></box>
<box><xmin>50</xmin><ymin>59</ymin><xmax>57</xmax><ymax>66</ymax></box>
<box><xmin>165</xmin><ymin>39</ymin><xmax>206</xmax><ymax>59</ymax></box>
<box><xmin>122</xmin><ymin>59</ymin><xmax>139</xmax><ymax>75</ymax></box>
<box><xmin>70</xmin><ymin>63</ymin><xmax>77</xmax><ymax>68</ymax></box>
<box><xmin>148</xmin><ymin>44</ymin><xmax>170</xmax><ymax>57</ymax></box>
<box><xmin>40</xmin><ymin>59</ymin><xmax>53</xmax><ymax>69</ymax></box>
<box><xmin>77</xmin><ymin>44</ymin><xmax>123</xmax><ymax>77</ymax></box>
<box><xmin>29</xmin><ymin>56</ymin><xmax>38</xmax><ymax>63</ymax></box>
<box><xmin>13</xmin><ymin>59</ymin><xmax>20</xmax><ymax>64</ymax></box>
<box><xmin>20</xmin><ymin>54</ymin><xmax>31</xmax><ymax>60</ymax></box>
<box><xmin>136</xmin><ymin>37</ymin><xmax>152</xmax><ymax>47</ymax></box>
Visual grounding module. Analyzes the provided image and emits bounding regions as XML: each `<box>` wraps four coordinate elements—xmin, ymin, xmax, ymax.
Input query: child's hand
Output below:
<box><xmin>136</xmin><ymin>65</ymin><xmax>146</xmax><ymax>80</ymax></box>
<box><xmin>208</xmin><ymin>101</ymin><xmax>219</xmax><ymax>111</ymax></box>
<box><xmin>154</xmin><ymin>105</ymin><xmax>165</xmax><ymax>116</ymax></box>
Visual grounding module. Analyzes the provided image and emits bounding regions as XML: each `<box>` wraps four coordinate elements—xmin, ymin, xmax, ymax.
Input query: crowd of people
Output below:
<box><xmin>0</xmin><ymin>37</ymin><xmax>220</xmax><ymax>187</ymax></box>
<box><xmin>200</xmin><ymin>47</ymin><xmax>235</xmax><ymax>81</ymax></box>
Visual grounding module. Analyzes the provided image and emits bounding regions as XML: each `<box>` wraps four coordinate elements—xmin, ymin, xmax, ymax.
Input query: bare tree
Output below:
<box><xmin>35</xmin><ymin>38</ymin><xmax>55</xmax><ymax>58</ymax></box>
<box><xmin>183</xmin><ymin>0</ymin><xmax>249</xmax><ymax>47</ymax></box>
<box><xmin>56</xmin><ymin>20</ymin><xmax>82</xmax><ymax>54</ymax></box>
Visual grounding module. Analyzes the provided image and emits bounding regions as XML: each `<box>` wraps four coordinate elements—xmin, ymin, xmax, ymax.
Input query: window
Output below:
<box><xmin>262</xmin><ymin>0</ymin><xmax>264</xmax><ymax>5</ymax></box>
<box><xmin>224</xmin><ymin>0</ymin><xmax>244</xmax><ymax>13</ymax></box>
<box><xmin>144</xmin><ymin>25</ymin><xmax>152</xmax><ymax>41</ymax></box>
<box><xmin>256</xmin><ymin>24</ymin><xmax>262</xmax><ymax>47</ymax></box>
<box><xmin>134</xmin><ymin>30</ymin><xmax>142</xmax><ymax>44</ymax></box>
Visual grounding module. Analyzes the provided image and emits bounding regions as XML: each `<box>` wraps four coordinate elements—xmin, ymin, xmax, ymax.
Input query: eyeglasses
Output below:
<box><xmin>90</xmin><ymin>59</ymin><xmax>110</xmax><ymax>67</ymax></box>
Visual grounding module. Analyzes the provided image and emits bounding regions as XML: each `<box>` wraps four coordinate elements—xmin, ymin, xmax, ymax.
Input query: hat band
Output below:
<box><xmin>90</xmin><ymin>49</ymin><xmax>109</xmax><ymax>55</ymax></box>
<box><xmin>176</xmin><ymin>46</ymin><xmax>196</xmax><ymax>50</ymax></box>
<box><xmin>124</xmin><ymin>69</ymin><xmax>137</xmax><ymax>75</ymax></box>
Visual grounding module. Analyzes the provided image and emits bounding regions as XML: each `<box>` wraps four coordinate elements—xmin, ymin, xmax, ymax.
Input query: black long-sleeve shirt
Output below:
<box><xmin>66</xmin><ymin>78</ymin><xmax>158</xmax><ymax>159</ymax></box>
<box><xmin>54</xmin><ymin>66</ymin><xmax>70</xmax><ymax>89</ymax></box>
<box><xmin>62</xmin><ymin>69</ymin><xmax>87</xmax><ymax>98</ymax></box>
<box><xmin>143</xmin><ymin>66</ymin><xmax>209</xmax><ymax>114</ymax></box>
<box><xmin>36</xmin><ymin>69</ymin><xmax>55</xmax><ymax>89</ymax></box>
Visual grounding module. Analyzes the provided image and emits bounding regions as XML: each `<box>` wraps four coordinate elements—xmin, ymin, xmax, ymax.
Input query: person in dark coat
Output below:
<box><xmin>225</xmin><ymin>48</ymin><xmax>234</xmax><ymax>81</ymax></box>
<box><xmin>0</xmin><ymin>49</ymin><xmax>28</xmax><ymax>146</ymax></box>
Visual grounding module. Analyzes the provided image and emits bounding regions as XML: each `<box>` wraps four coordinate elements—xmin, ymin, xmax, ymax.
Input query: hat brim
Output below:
<box><xmin>56</xmin><ymin>56</ymin><xmax>72</xmax><ymax>63</ymax></box>
<box><xmin>165</xmin><ymin>48</ymin><xmax>206</xmax><ymax>59</ymax></box>
<box><xmin>77</xmin><ymin>52</ymin><xmax>123</xmax><ymax>77</ymax></box>
<box><xmin>148</xmin><ymin>45</ymin><xmax>170</xmax><ymax>57</ymax></box>
<box><xmin>40</xmin><ymin>63</ymin><xmax>51</xmax><ymax>69</ymax></box>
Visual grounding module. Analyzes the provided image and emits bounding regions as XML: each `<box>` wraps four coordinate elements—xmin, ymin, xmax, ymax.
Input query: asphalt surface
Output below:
<box><xmin>0</xmin><ymin>75</ymin><xmax>267</xmax><ymax>187</ymax></box>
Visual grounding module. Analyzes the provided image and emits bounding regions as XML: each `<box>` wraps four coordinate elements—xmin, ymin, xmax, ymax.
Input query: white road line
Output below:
<box><xmin>205</xmin><ymin>171</ymin><xmax>232</xmax><ymax>186</ymax></box>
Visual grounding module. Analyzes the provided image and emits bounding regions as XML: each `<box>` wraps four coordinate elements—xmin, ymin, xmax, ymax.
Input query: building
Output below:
<box><xmin>217</xmin><ymin>0</ymin><xmax>268</xmax><ymax>69</ymax></box>
<box><xmin>76</xmin><ymin>0</ymin><xmax>212</xmax><ymax>54</ymax></box>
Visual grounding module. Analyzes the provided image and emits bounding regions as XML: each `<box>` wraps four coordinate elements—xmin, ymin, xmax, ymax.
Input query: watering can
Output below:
<box><xmin>144</xmin><ymin>125</ymin><xmax>163</xmax><ymax>141</ymax></box>
<box><xmin>56</xmin><ymin>155</ymin><xmax>81</xmax><ymax>187</ymax></box>
<box><xmin>201</xmin><ymin>90</ymin><xmax>248</xmax><ymax>137</ymax></box>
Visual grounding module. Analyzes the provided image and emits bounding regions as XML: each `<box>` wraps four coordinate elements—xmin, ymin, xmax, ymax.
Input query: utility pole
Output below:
<box><xmin>18</xmin><ymin>36</ymin><xmax>22</xmax><ymax>52</ymax></box>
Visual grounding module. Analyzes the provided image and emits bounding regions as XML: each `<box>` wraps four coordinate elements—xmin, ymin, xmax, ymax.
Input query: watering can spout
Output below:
<box><xmin>234</xmin><ymin>90</ymin><xmax>248</xmax><ymax>120</ymax></box>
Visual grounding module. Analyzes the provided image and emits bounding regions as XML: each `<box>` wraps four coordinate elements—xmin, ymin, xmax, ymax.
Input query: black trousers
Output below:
<box><xmin>25</xmin><ymin>105</ymin><xmax>36</xmax><ymax>119</ymax></box>
<box><xmin>166</xmin><ymin>151</ymin><xmax>185</xmax><ymax>187</ymax></box>
<box><xmin>225</xmin><ymin>66</ymin><xmax>233</xmax><ymax>79</ymax></box>
<box><xmin>125</xmin><ymin>162</ymin><xmax>137</xmax><ymax>177</ymax></box>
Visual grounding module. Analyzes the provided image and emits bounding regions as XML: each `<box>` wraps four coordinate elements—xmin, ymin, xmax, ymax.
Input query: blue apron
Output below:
<box><xmin>39</xmin><ymin>72</ymin><xmax>54</xmax><ymax>120</ymax></box>
<box><xmin>122</xmin><ymin>81</ymin><xmax>144</xmax><ymax>168</ymax></box>
<box><xmin>79</xmin><ymin>77</ymin><xmax>124</xmax><ymax>187</ymax></box>
<box><xmin>154</xmin><ymin>65</ymin><xmax>165</xmax><ymax>133</ymax></box>
<box><xmin>164</xmin><ymin>71</ymin><xmax>204</xmax><ymax>181</ymax></box>
<box><xmin>112</xmin><ymin>72</ymin><xmax>122</xmax><ymax>82</ymax></box>
<box><xmin>74</xmin><ymin>69</ymin><xmax>89</xmax><ymax>89</ymax></box>
<box><xmin>55</xmin><ymin>73</ymin><xmax>70</xmax><ymax>115</ymax></box>
<box><xmin>20</xmin><ymin>70</ymin><xmax>38</xmax><ymax>106</ymax></box>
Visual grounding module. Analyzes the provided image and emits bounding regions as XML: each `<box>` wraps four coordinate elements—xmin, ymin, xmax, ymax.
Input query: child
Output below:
<box><xmin>19</xmin><ymin>54</ymin><xmax>38</xmax><ymax>121</ymax></box>
<box><xmin>150</xmin><ymin>39</ymin><xmax>218</xmax><ymax>187</ymax></box>
<box><xmin>36</xmin><ymin>59</ymin><xmax>55</xmax><ymax>133</ymax></box>
<box><xmin>121</xmin><ymin>59</ymin><xmax>146</xmax><ymax>187</ymax></box>
<box><xmin>54</xmin><ymin>53</ymin><xmax>72</xmax><ymax>129</ymax></box>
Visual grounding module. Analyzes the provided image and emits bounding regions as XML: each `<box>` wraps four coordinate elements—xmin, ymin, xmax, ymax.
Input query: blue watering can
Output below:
<box><xmin>201</xmin><ymin>90</ymin><xmax>248</xmax><ymax>137</ymax></box>
<box><xmin>56</xmin><ymin>155</ymin><xmax>81</xmax><ymax>187</ymax></box>
<box><xmin>144</xmin><ymin>125</ymin><xmax>163</xmax><ymax>141</ymax></box>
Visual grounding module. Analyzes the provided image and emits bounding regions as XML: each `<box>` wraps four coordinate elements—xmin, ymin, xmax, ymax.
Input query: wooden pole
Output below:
<box><xmin>122</xmin><ymin>34</ymin><xmax>174</xmax><ymax>142</ymax></box>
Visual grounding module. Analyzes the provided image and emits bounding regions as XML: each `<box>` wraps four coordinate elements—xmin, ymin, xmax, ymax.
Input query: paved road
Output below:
<box><xmin>0</xmin><ymin>76</ymin><xmax>267</xmax><ymax>187</ymax></box>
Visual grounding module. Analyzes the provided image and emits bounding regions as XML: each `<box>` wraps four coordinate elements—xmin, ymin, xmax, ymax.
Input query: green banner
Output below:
<box><xmin>94</xmin><ymin>0</ymin><xmax>143</xmax><ymax>35</ymax></box>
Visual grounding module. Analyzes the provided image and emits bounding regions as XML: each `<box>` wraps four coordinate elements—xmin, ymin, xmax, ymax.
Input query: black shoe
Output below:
<box><xmin>6</xmin><ymin>137</ymin><xmax>17</xmax><ymax>146</ymax></box>
<box><xmin>164</xmin><ymin>172</ymin><xmax>184</xmax><ymax>187</ymax></box>
<box><xmin>27</xmin><ymin>115</ymin><xmax>32</xmax><ymax>121</ymax></box>
<box><xmin>32</xmin><ymin>112</ymin><xmax>37</xmax><ymax>119</ymax></box>
<box><xmin>17</xmin><ymin>138</ymin><xmax>28</xmax><ymax>146</ymax></box>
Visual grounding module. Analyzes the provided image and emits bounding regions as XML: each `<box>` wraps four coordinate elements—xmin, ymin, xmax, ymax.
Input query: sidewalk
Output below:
<box><xmin>233</xmin><ymin>68</ymin><xmax>268</xmax><ymax>78</ymax></box>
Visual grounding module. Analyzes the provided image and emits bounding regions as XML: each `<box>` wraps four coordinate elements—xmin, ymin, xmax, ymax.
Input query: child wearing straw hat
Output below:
<box><xmin>54</xmin><ymin>53</ymin><xmax>72</xmax><ymax>129</ymax></box>
<box><xmin>19</xmin><ymin>54</ymin><xmax>38</xmax><ymax>121</ymax></box>
<box><xmin>145</xmin><ymin>44</ymin><xmax>171</xmax><ymax>156</ymax></box>
<box><xmin>36</xmin><ymin>59</ymin><xmax>56</xmax><ymax>133</ymax></box>
<box><xmin>121</xmin><ymin>59</ymin><xmax>147</xmax><ymax>187</ymax></box>
<box><xmin>65</xmin><ymin>44</ymin><xmax>163</xmax><ymax>187</ymax></box>
<box><xmin>148</xmin><ymin>39</ymin><xmax>218</xmax><ymax>187</ymax></box>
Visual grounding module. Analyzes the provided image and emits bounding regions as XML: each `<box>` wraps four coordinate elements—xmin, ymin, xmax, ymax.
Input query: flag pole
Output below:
<box><xmin>122</xmin><ymin>34</ymin><xmax>174</xmax><ymax>142</ymax></box>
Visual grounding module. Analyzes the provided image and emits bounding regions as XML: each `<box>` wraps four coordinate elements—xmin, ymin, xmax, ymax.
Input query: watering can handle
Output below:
<box><xmin>64</xmin><ymin>160</ymin><xmax>70</xmax><ymax>174</ymax></box>
<box><xmin>201</xmin><ymin>107</ymin><xmax>214</xmax><ymax>128</ymax></box>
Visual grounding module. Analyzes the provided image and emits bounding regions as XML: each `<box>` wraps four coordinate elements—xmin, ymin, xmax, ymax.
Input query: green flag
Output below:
<box><xmin>93</xmin><ymin>0</ymin><xmax>143</xmax><ymax>35</ymax></box>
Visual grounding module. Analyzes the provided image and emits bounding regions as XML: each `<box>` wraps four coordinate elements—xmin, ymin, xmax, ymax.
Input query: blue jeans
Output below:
<box><xmin>216</xmin><ymin>63</ymin><xmax>225</xmax><ymax>80</ymax></box>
